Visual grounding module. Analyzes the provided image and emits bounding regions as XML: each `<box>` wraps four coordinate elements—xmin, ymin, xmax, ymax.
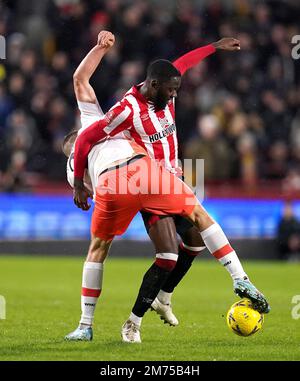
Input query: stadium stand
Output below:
<box><xmin>0</xmin><ymin>0</ymin><xmax>299</xmax><ymax>256</ymax></box>
<box><xmin>0</xmin><ymin>0</ymin><xmax>299</xmax><ymax>194</ymax></box>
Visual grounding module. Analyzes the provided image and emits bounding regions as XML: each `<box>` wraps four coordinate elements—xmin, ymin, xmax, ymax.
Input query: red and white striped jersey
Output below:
<box><xmin>74</xmin><ymin>43</ymin><xmax>217</xmax><ymax>180</ymax></box>
<box><xmin>74</xmin><ymin>84</ymin><xmax>180</xmax><ymax>179</ymax></box>
<box><xmin>113</xmin><ymin>84</ymin><xmax>179</xmax><ymax>174</ymax></box>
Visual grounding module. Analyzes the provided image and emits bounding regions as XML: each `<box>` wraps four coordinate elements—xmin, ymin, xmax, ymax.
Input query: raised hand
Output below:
<box><xmin>97</xmin><ymin>30</ymin><xmax>115</xmax><ymax>50</ymax></box>
<box><xmin>212</xmin><ymin>37</ymin><xmax>241</xmax><ymax>51</ymax></box>
<box><xmin>73</xmin><ymin>177</ymin><xmax>93</xmax><ymax>211</ymax></box>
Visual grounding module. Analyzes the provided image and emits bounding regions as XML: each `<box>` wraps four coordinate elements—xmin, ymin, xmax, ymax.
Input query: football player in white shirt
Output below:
<box><xmin>64</xmin><ymin>31</ymin><xmax>269</xmax><ymax>343</ymax></box>
<box><xmin>64</xmin><ymin>31</ymin><xmax>200</xmax><ymax>343</ymax></box>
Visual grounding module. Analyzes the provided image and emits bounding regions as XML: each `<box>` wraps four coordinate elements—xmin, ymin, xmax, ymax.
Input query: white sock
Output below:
<box><xmin>80</xmin><ymin>261</ymin><xmax>103</xmax><ymax>326</ymax></box>
<box><xmin>200</xmin><ymin>223</ymin><xmax>247</xmax><ymax>280</ymax></box>
<box><xmin>129</xmin><ymin>312</ymin><xmax>142</xmax><ymax>327</ymax></box>
<box><xmin>157</xmin><ymin>290</ymin><xmax>173</xmax><ymax>305</ymax></box>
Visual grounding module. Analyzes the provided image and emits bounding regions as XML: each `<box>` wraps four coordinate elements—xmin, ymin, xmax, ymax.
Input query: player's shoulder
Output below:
<box><xmin>104</xmin><ymin>98</ymin><xmax>133</xmax><ymax>125</ymax></box>
<box><xmin>124</xmin><ymin>85</ymin><xmax>134</xmax><ymax>96</ymax></box>
<box><xmin>123</xmin><ymin>83</ymin><xmax>144</xmax><ymax>102</ymax></box>
<box><xmin>109</xmin><ymin>92</ymin><xmax>134</xmax><ymax>113</ymax></box>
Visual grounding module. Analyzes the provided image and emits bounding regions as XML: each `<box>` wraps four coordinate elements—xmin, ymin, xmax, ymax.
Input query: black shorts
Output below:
<box><xmin>141</xmin><ymin>211</ymin><xmax>194</xmax><ymax>239</ymax></box>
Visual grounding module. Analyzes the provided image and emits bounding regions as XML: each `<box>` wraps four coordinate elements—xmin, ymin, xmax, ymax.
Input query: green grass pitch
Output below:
<box><xmin>0</xmin><ymin>255</ymin><xmax>299</xmax><ymax>361</ymax></box>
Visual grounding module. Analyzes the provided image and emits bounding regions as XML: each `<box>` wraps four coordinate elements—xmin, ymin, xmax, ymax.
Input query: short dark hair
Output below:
<box><xmin>62</xmin><ymin>129</ymin><xmax>78</xmax><ymax>157</ymax></box>
<box><xmin>146</xmin><ymin>59</ymin><xmax>181</xmax><ymax>83</ymax></box>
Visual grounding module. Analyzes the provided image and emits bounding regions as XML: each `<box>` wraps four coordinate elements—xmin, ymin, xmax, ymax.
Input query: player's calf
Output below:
<box><xmin>156</xmin><ymin>242</ymin><xmax>206</xmax><ymax>325</ymax></box>
<box><xmin>122</xmin><ymin>252</ymin><xmax>178</xmax><ymax>341</ymax></box>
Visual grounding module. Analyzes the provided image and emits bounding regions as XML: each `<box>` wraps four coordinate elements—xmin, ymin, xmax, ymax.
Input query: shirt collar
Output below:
<box><xmin>131</xmin><ymin>82</ymin><xmax>154</xmax><ymax>105</ymax></box>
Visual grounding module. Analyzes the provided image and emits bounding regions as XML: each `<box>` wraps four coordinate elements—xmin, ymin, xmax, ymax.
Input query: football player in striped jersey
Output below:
<box><xmin>65</xmin><ymin>31</ymin><xmax>269</xmax><ymax>343</ymax></box>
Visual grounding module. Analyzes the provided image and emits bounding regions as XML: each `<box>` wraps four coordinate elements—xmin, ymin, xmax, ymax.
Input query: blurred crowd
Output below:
<box><xmin>0</xmin><ymin>0</ymin><xmax>299</xmax><ymax>192</ymax></box>
<box><xmin>277</xmin><ymin>201</ymin><xmax>300</xmax><ymax>261</ymax></box>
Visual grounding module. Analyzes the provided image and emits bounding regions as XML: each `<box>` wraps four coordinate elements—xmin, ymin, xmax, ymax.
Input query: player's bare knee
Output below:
<box><xmin>188</xmin><ymin>205</ymin><xmax>214</xmax><ymax>231</ymax></box>
<box><xmin>148</xmin><ymin>217</ymin><xmax>178</xmax><ymax>254</ymax></box>
<box><xmin>87</xmin><ymin>235</ymin><xmax>111</xmax><ymax>262</ymax></box>
<box><xmin>181</xmin><ymin>226</ymin><xmax>205</xmax><ymax>247</ymax></box>
<box><xmin>158</xmin><ymin>243</ymin><xmax>178</xmax><ymax>254</ymax></box>
<box><xmin>149</xmin><ymin>232</ymin><xmax>178</xmax><ymax>254</ymax></box>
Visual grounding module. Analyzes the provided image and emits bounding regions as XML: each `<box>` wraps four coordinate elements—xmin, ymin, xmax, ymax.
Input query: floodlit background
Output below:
<box><xmin>0</xmin><ymin>0</ymin><xmax>300</xmax><ymax>363</ymax></box>
<box><xmin>0</xmin><ymin>0</ymin><xmax>299</xmax><ymax>258</ymax></box>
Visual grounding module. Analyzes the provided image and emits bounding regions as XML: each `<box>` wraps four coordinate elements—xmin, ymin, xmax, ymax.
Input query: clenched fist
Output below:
<box><xmin>97</xmin><ymin>30</ymin><xmax>115</xmax><ymax>49</ymax></box>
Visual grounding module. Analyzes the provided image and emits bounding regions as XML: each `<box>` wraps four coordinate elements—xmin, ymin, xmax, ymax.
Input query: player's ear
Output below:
<box><xmin>150</xmin><ymin>79</ymin><xmax>159</xmax><ymax>90</ymax></box>
<box><xmin>62</xmin><ymin>130</ymin><xmax>78</xmax><ymax>157</ymax></box>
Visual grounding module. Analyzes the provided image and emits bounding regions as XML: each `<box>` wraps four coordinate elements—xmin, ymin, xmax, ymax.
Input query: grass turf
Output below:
<box><xmin>0</xmin><ymin>255</ymin><xmax>299</xmax><ymax>361</ymax></box>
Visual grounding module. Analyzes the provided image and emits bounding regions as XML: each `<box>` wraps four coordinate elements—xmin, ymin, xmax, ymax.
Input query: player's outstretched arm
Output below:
<box><xmin>72</xmin><ymin>115</ymin><xmax>113</xmax><ymax>210</ymax></box>
<box><xmin>212</xmin><ymin>37</ymin><xmax>240</xmax><ymax>51</ymax></box>
<box><xmin>73</xmin><ymin>30</ymin><xmax>115</xmax><ymax>103</ymax></box>
<box><xmin>73</xmin><ymin>102</ymin><xmax>133</xmax><ymax>210</ymax></box>
<box><xmin>172</xmin><ymin>37</ymin><xmax>240</xmax><ymax>75</ymax></box>
<box><xmin>73</xmin><ymin>102</ymin><xmax>132</xmax><ymax>181</ymax></box>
